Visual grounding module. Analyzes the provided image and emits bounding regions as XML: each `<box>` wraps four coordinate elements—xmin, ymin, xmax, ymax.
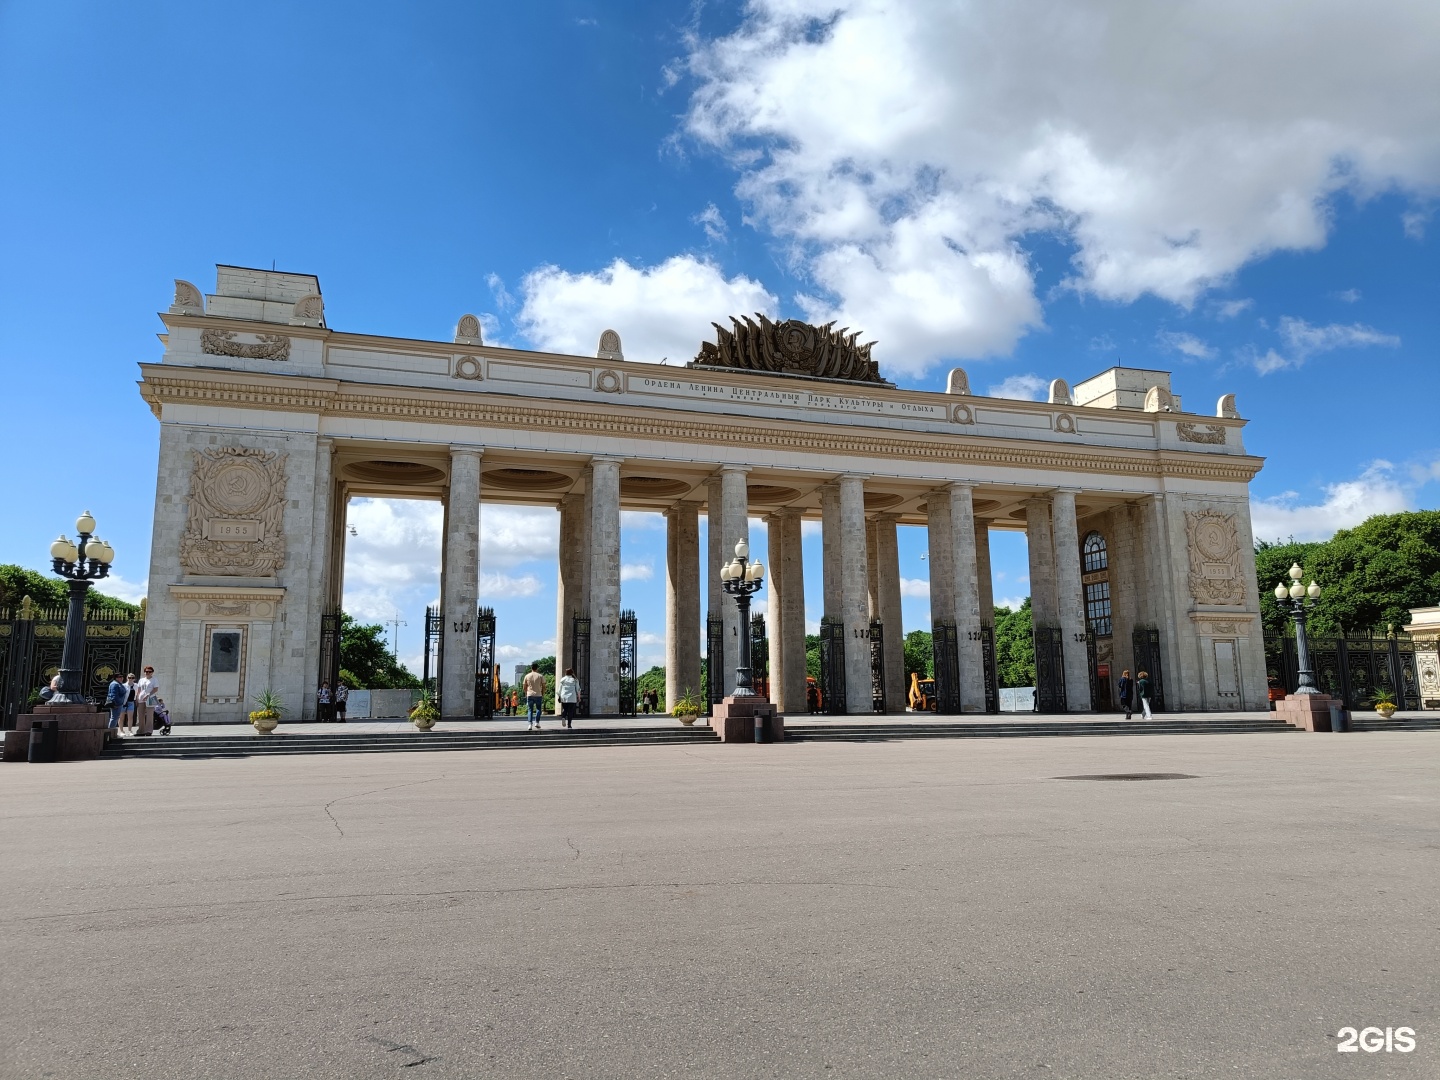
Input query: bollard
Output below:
<box><xmin>754</xmin><ymin>712</ymin><xmax>770</xmax><ymax>744</ymax></box>
<box><xmin>28</xmin><ymin>720</ymin><xmax>58</xmax><ymax>763</ymax></box>
<box><xmin>1328</xmin><ymin>701</ymin><xmax>1348</xmax><ymax>733</ymax></box>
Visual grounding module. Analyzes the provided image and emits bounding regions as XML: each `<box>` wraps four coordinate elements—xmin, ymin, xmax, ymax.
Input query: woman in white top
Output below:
<box><xmin>134</xmin><ymin>666</ymin><xmax>161</xmax><ymax>736</ymax></box>
<box><xmin>557</xmin><ymin>667</ymin><xmax>581</xmax><ymax>729</ymax></box>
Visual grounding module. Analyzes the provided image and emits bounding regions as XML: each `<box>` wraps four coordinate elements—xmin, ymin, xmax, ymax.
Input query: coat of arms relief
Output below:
<box><xmin>1185</xmin><ymin>510</ymin><xmax>1245</xmax><ymax>606</ymax></box>
<box><xmin>179</xmin><ymin>448</ymin><xmax>289</xmax><ymax>576</ymax></box>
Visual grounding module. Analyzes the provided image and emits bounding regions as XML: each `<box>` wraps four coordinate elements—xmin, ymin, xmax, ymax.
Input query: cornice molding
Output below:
<box><xmin>138</xmin><ymin>366</ymin><xmax>1265</xmax><ymax>484</ymax></box>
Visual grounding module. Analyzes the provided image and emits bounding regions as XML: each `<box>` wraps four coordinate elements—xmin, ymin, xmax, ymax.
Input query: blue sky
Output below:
<box><xmin>2</xmin><ymin>2</ymin><xmax>1437</xmax><ymax>676</ymax></box>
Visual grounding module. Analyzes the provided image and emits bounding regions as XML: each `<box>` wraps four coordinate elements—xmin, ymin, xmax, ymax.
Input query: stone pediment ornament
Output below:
<box><xmin>946</xmin><ymin>368</ymin><xmax>970</xmax><ymax>395</ymax></box>
<box><xmin>179</xmin><ymin>448</ymin><xmax>289</xmax><ymax>577</ymax></box>
<box><xmin>597</xmin><ymin>329</ymin><xmax>624</xmax><ymax>361</ymax></box>
<box><xmin>455</xmin><ymin>314</ymin><xmax>483</xmax><ymax>346</ymax></box>
<box><xmin>288</xmin><ymin>293</ymin><xmax>325</xmax><ymax>328</ymax></box>
<box><xmin>1185</xmin><ymin>509</ymin><xmax>1245</xmax><ymax>605</ymax></box>
<box><xmin>1217</xmin><ymin>393</ymin><xmax>1239</xmax><ymax>418</ymax></box>
<box><xmin>201</xmin><ymin>329</ymin><xmax>290</xmax><ymax>361</ymax></box>
<box><xmin>692</xmin><ymin>315</ymin><xmax>888</xmax><ymax>386</ymax></box>
<box><xmin>1178</xmin><ymin>422</ymin><xmax>1226</xmax><ymax>445</ymax></box>
<box><xmin>1048</xmin><ymin>378</ymin><xmax>1071</xmax><ymax>405</ymax></box>
<box><xmin>1144</xmin><ymin>385</ymin><xmax>1175</xmax><ymax>413</ymax></box>
<box><xmin>170</xmin><ymin>280</ymin><xmax>205</xmax><ymax>315</ymax></box>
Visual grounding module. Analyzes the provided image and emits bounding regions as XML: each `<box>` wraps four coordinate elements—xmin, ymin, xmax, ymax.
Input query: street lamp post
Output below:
<box><xmin>720</xmin><ymin>538</ymin><xmax>765</xmax><ymax>701</ymax></box>
<box><xmin>48</xmin><ymin>511</ymin><xmax>115</xmax><ymax>705</ymax></box>
<box><xmin>1273</xmin><ymin>562</ymin><xmax>1322</xmax><ymax>696</ymax></box>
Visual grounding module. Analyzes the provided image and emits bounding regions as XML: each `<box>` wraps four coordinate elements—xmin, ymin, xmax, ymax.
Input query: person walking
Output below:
<box><xmin>135</xmin><ymin>666</ymin><xmax>160</xmax><ymax>737</ymax></box>
<box><xmin>1117</xmin><ymin>669</ymin><xmax>1133</xmax><ymax>720</ymax></box>
<box><xmin>317</xmin><ymin>681</ymin><xmax>332</xmax><ymax>722</ymax></box>
<box><xmin>105</xmin><ymin>673</ymin><xmax>128</xmax><ymax>734</ymax></box>
<box><xmin>335</xmin><ymin>682</ymin><xmax>349</xmax><ymax>722</ymax></box>
<box><xmin>522</xmin><ymin>663</ymin><xmax>547</xmax><ymax>730</ymax></box>
<box><xmin>508</xmin><ymin>688</ymin><xmax>518</xmax><ymax>716</ymax></box>
<box><xmin>1136</xmin><ymin>670</ymin><xmax>1153</xmax><ymax>720</ymax></box>
<box><xmin>557</xmin><ymin>667</ymin><xmax>581</xmax><ymax>729</ymax></box>
<box><xmin>121</xmin><ymin>673</ymin><xmax>139</xmax><ymax>734</ymax></box>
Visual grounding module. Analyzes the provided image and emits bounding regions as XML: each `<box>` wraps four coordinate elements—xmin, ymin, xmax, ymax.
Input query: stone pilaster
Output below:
<box><xmin>587</xmin><ymin>457</ymin><xmax>623</xmax><ymax>715</ymax></box>
<box><xmin>926</xmin><ymin>489</ymin><xmax>956</xmax><ymax>635</ymax></box>
<box><xmin>778</xmin><ymin>508</ymin><xmax>808</xmax><ymax>714</ymax></box>
<box><xmin>837</xmin><ymin>475</ymin><xmax>872</xmax><ymax>714</ymax></box>
<box><xmin>440</xmin><ymin>447</ymin><xmax>482</xmax><ymax>718</ymax></box>
<box><xmin>301</xmin><ymin>438</ymin><xmax>337</xmax><ymax>720</ymax></box>
<box><xmin>948</xmin><ymin>483</ymin><xmax>987</xmax><ymax>713</ymax></box>
<box><xmin>719</xmin><ymin>466</ymin><xmax>750</xmax><ymax>696</ymax></box>
<box><xmin>1052</xmin><ymin>488</ymin><xmax>1092</xmax><ymax>711</ymax></box>
<box><xmin>665</xmin><ymin>500</ymin><xmax>702</xmax><ymax>712</ymax></box>
<box><xmin>1026</xmin><ymin>496</ymin><xmax>1058</xmax><ymax>627</ymax></box>
<box><xmin>873</xmin><ymin>514</ymin><xmax>906</xmax><ymax>712</ymax></box>
<box><xmin>706</xmin><ymin>474</ymin><xmax>724</xmax><ymax>639</ymax></box>
<box><xmin>556</xmin><ymin>492</ymin><xmax>581</xmax><ymax>695</ymax></box>
<box><xmin>866</xmin><ymin>518</ymin><xmax>881</xmax><ymax>619</ymax></box>
<box><xmin>820</xmin><ymin>483</ymin><xmax>842</xmax><ymax>622</ymax></box>
<box><xmin>975</xmin><ymin>519</ymin><xmax>994</xmax><ymax>627</ymax></box>
<box><xmin>766</xmin><ymin>512</ymin><xmax>785</xmax><ymax>707</ymax></box>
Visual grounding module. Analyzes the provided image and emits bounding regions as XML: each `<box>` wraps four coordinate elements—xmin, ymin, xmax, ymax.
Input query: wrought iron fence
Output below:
<box><xmin>869</xmin><ymin>618</ymin><xmax>886</xmax><ymax>713</ymax></box>
<box><xmin>1131</xmin><ymin>626</ymin><xmax>1166</xmax><ymax>713</ymax></box>
<box><xmin>474</xmin><ymin>606</ymin><xmax>496</xmax><ymax>719</ymax></box>
<box><xmin>931</xmin><ymin>621</ymin><xmax>961</xmax><ymax>715</ymax></box>
<box><xmin>1033</xmin><ymin>626</ymin><xmax>1067</xmax><ymax>713</ymax></box>
<box><xmin>818</xmin><ymin>619</ymin><xmax>847</xmax><ymax>715</ymax></box>
<box><xmin>979</xmin><ymin>625</ymin><xmax>999</xmax><ymax>714</ymax></box>
<box><xmin>571</xmin><ymin>612</ymin><xmax>591</xmax><ymax>718</ymax></box>
<box><xmin>1268</xmin><ymin>630</ymin><xmax>1420</xmax><ymax>711</ymax></box>
<box><xmin>2</xmin><ymin>603</ymin><xmax>145</xmax><ymax>725</ymax></box>
<box><xmin>706</xmin><ymin>612</ymin><xmax>725</xmax><ymax>714</ymax></box>
<box><xmin>619</xmin><ymin>609</ymin><xmax>638</xmax><ymax>716</ymax></box>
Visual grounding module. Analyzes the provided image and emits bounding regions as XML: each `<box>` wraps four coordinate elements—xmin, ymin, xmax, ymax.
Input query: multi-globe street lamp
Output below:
<box><xmin>1273</xmin><ymin>562</ymin><xmax>1322</xmax><ymax>696</ymax></box>
<box><xmin>719</xmin><ymin>538</ymin><xmax>765</xmax><ymax>699</ymax></box>
<box><xmin>48</xmin><ymin>511</ymin><xmax>115</xmax><ymax>705</ymax></box>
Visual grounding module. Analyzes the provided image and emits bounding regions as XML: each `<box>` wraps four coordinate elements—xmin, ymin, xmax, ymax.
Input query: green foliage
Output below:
<box><xmin>534</xmin><ymin>655</ymin><xmax>556</xmax><ymax>676</ymax></box>
<box><xmin>671</xmin><ymin>688</ymin><xmax>704</xmax><ymax>717</ymax></box>
<box><xmin>339</xmin><ymin>613</ymin><xmax>421</xmax><ymax>689</ymax></box>
<box><xmin>524</xmin><ymin>657</ymin><xmax>556</xmax><ymax>713</ymax></box>
<box><xmin>903</xmin><ymin>629</ymin><xmax>933</xmax><ymax>679</ymax></box>
<box><xmin>0</xmin><ymin>564</ymin><xmax>139</xmax><ymax>614</ymax></box>
<box><xmin>1255</xmin><ymin>511</ymin><xmax>1440</xmax><ymax>638</ymax></box>
<box><xmin>409</xmin><ymin>689</ymin><xmax>440</xmax><ymax>724</ymax></box>
<box><xmin>637</xmin><ymin>664</ymin><xmax>666</xmax><ymax>704</ymax></box>
<box><xmin>993</xmin><ymin>599</ymin><xmax>1035</xmax><ymax>688</ymax></box>
<box><xmin>805</xmin><ymin>633</ymin><xmax>820</xmax><ymax>681</ymax></box>
<box><xmin>249</xmin><ymin>688</ymin><xmax>286</xmax><ymax>721</ymax></box>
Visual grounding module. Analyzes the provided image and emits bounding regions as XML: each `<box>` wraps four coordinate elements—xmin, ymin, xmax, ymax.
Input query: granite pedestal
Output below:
<box><xmin>709</xmin><ymin>696</ymin><xmax>784</xmax><ymax>743</ymax></box>
<box><xmin>2</xmin><ymin>704</ymin><xmax>109</xmax><ymax>762</ymax></box>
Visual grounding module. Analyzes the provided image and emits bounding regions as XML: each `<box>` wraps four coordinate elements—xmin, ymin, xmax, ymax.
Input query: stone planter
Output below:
<box><xmin>676</xmin><ymin>713</ymin><xmax>698</xmax><ymax>727</ymax></box>
<box><xmin>411</xmin><ymin>714</ymin><xmax>437</xmax><ymax>731</ymax></box>
<box><xmin>1375</xmin><ymin>703</ymin><xmax>1397</xmax><ymax>719</ymax></box>
<box><xmin>252</xmin><ymin>714</ymin><xmax>279</xmax><ymax>734</ymax></box>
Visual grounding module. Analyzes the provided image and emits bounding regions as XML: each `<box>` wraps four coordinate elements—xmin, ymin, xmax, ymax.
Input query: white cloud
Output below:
<box><xmin>995</xmin><ymin>595</ymin><xmax>1029</xmax><ymax>612</ymax></box>
<box><xmin>1156</xmin><ymin>330</ymin><xmax>1215</xmax><ymax>360</ymax></box>
<box><xmin>621</xmin><ymin>561</ymin><xmax>654</xmax><ymax>582</ymax></box>
<box><xmin>480</xmin><ymin>572</ymin><xmax>544</xmax><ymax>598</ymax></box>
<box><xmin>1334</xmin><ymin>288</ymin><xmax>1362</xmax><ymax>303</ymax></box>
<box><xmin>481</xmin><ymin>505</ymin><xmax>559</xmax><ymax>570</ymax></box>
<box><xmin>684</xmin><ymin>1</ymin><xmax>1440</xmax><ymax>372</ymax></box>
<box><xmin>516</xmin><ymin>256</ymin><xmax>777</xmax><ymax>363</ymax></box>
<box><xmin>1213</xmin><ymin>298</ymin><xmax>1255</xmax><ymax>320</ymax></box>
<box><xmin>1249</xmin><ymin>316</ymin><xmax>1401</xmax><ymax>374</ymax></box>
<box><xmin>1250</xmin><ymin>461</ymin><xmax>1414</xmax><ymax>542</ymax></box>
<box><xmin>694</xmin><ymin>202</ymin><xmax>729</xmax><ymax>242</ymax></box>
<box><xmin>899</xmin><ymin>577</ymin><xmax>930</xmax><ymax>598</ymax></box>
<box><xmin>100</xmin><ymin>572</ymin><xmax>148</xmax><ymax>605</ymax></box>
<box><xmin>988</xmin><ymin>374</ymin><xmax>1046</xmax><ymax>400</ymax></box>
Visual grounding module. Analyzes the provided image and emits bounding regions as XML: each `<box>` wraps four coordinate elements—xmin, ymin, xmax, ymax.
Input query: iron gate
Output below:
<box><xmin>818</xmin><ymin>619</ymin><xmax>847</xmax><ymax>715</ymax></box>
<box><xmin>706</xmin><ymin>612</ymin><xmax>725</xmax><ymax>714</ymax></box>
<box><xmin>931</xmin><ymin>621</ymin><xmax>961</xmax><ymax>715</ymax></box>
<box><xmin>571</xmin><ymin>613</ymin><xmax>591</xmax><ymax>718</ymax></box>
<box><xmin>474</xmin><ymin>606</ymin><xmax>496</xmax><ymax>719</ymax></box>
<box><xmin>1086</xmin><ymin>629</ymin><xmax>1102</xmax><ymax>712</ymax></box>
<box><xmin>979</xmin><ymin>625</ymin><xmax>999</xmax><ymax>714</ymax></box>
<box><xmin>1131</xmin><ymin>626</ymin><xmax>1166</xmax><ymax>712</ymax></box>
<box><xmin>318</xmin><ymin>611</ymin><xmax>342</xmax><ymax>715</ymax></box>
<box><xmin>619</xmin><ymin>609</ymin><xmax>638</xmax><ymax>716</ymax></box>
<box><xmin>1271</xmin><ymin>630</ymin><xmax>1420</xmax><ymax>711</ymax></box>
<box><xmin>751</xmin><ymin>613</ymin><xmax>769</xmax><ymax>701</ymax></box>
<box><xmin>869</xmin><ymin>618</ymin><xmax>886</xmax><ymax>713</ymax></box>
<box><xmin>1034</xmin><ymin>626</ymin><xmax>1067</xmax><ymax>713</ymax></box>
<box><xmin>422</xmin><ymin>605</ymin><xmax>443</xmax><ymax>697</ymax></box>
<box><xmin>2</xmin><ymin>602</ymin><xmax>146</xmax><ymax>724</ymax></box>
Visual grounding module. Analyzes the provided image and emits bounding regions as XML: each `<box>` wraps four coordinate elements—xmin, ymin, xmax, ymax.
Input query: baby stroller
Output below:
<box><xmin>153</xmin><ymin>699</ymin><xmax>172</xmax><ymax>735</ymax></box>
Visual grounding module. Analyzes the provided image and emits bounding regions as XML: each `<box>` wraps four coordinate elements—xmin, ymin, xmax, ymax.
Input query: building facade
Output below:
<box><xmin>139</xmin><ymin>267</ymin><xmax>1268</xmax><ymax>721</ymax></box>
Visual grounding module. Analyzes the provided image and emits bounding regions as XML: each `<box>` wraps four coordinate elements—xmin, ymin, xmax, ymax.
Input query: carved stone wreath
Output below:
<box><xmin>201</xmin><ymin>329</ymin><xmax>291</xmax><ymax>361</ymax></box>
<box><xmin>453</xmin><ymin>355</ymin><xmax>484</xmax><ymax>381</ymax></box>
<box><xmin>1055</xmin><ymin>413</ymin><xmax>1076</xmax><ymax>434</ymax></box>
<box><xmin>1185</xmin><ymin>510</ymin><xmax>1244</xmax><ymax>605</ymax></box>
<box><xmin>1178</xmin><ymin>422</ymin><xmax>1226</xmax><ymax>445</ymax></box>
<box><xmin>595</xmin><ymin>369</ymin><xmax>622</xmax><ymax>393</ymax></box>
<box><xmin>951</xmin><ymin>403</ymin><xmax>975</xmax><ymax>424</ymax></box>
<box><xmin>180</xmin><ymin>448</ymin><xmax>289</xmax><ymax>576</ymax></box>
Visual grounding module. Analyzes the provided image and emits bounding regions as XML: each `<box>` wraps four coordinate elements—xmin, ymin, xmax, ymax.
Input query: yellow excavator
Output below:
<box><xmin>908</xmin><ymin>672</ymin><xmax>937</xmax><ymax>712</ymax></box>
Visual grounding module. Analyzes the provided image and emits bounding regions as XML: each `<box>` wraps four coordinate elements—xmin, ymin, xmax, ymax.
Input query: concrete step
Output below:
<box><xmin>102</xmin><ymin>727</ymin><xmax>717</xmax><ymax>758</ymax></box>
<box><xmin>787</xmin><ymin>720</ymin><xmax>1300</xmax><ymax>740</ymax></box>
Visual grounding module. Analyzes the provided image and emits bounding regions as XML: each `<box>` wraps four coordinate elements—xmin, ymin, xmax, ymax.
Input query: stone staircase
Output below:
<box><xmin>1346</xmin><ymin>713</ymin><xmax>1440</xmax><ymax>732</ymax></box>
<box><xmin>99</xmin><ymin>715</ymin><xmax>1310</xmax><ymax>760</ymax></box>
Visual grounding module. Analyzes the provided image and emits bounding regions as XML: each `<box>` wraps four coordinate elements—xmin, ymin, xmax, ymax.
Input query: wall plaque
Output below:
<box><xmin>204</xmin><ymin>519</ymin><xmax>262</xmax><ymax>541</ymax></box>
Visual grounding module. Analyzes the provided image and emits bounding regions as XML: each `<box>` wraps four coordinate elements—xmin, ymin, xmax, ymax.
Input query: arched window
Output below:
<box><xmin>1081</xmin><ymin>531</ymin><xmax>1111</xmax><ymax>637</ymax></box>
<box><xmin>1082</xmin><ymin>531</ymin><xmax>1108</xmax><ymax>574</ymax></box>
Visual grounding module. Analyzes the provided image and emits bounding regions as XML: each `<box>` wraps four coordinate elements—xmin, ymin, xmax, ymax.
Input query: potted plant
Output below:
<box><xmin>409</xmin><ymin>689</ymin><xmax>440</xmax><ymax>731</ymax></box>
<box><xmin>249</xmin><ymin>689</ymin><xmax>285</xmax><ymax>734</ymax></box>
<box><xmin>1371</xmin><ymin>689</ymin><xmax>1398</xmax><ymax>720</ymax></box>
<box><xmin>671</xmin><ymin>688</ymin><xmax>703</xmax><ymax>726</ymax></box>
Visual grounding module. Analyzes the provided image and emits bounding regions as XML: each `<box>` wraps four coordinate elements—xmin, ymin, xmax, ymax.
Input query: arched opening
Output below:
<box><xmin>1082</xmin><ymin>530</ymin><xmax>1112</xmax><ymax>709</ymax></box>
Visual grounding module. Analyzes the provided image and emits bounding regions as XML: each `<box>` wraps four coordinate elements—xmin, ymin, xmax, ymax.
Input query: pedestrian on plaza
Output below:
<box><xmin>1117</xmin><ymin>669</ymin><xmax>1133</xmax><ymax>720</ymax></box>
<box><xmin>508</xmin><ymin>688</ymin><xmax>518</xmax><ymax>715</ymax></box>
<box><xmin>557</xmin><ymin>667</ymin><xmax>580</xmax><ymax>729</ymax></box>
<box><xmin>38</xmin><ymin>675</ymin><xmax>59</xmax><ymax>703</ymax></box>
<box><xmin>335</xmin><ymin>682</ymin><xmax>348</xmax><ymax>722</ymax></box>
<box><xmin>135</xmin><ymin>665</ymin><xmax>160</xmax><ymax>736</ymax></box>
<box><xmin>807</xmin><ymin>680</ymin><xmax>820</xmax><ymax>714</ymax></box>
<box><xmin>153</xmin><ymin>697</ymin><xmax>172</xmax><ymax>735</ymax></box>
<box><xmin>105</xmin><ymin>673</ymin><xmax>128</xmax><ymax>733</ymax></box>
<box><xmin>522</xmin><ymin>663</ymin><xmax>547</xmax><ymax>730</ymax></box>
<box><xmin>1136</xmin><ymin>670</ymin><xmax>1153</xmax><ymax>720</ymax></box>
<box><xmin>318</xmin><ymin>681</ymin><xmax>332</xmax><ymax>722</ymax></box>
<box><xmin>122</xmin><ymin>673</ymin><xmax>139</xmax><ymax>734</ymax></box>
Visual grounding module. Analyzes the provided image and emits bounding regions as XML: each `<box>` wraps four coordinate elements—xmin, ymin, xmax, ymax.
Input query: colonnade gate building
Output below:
<box><xmin>138</xmin><ymin>267</ymin><xmax>1268</xmax><ymax>723</ymax></box>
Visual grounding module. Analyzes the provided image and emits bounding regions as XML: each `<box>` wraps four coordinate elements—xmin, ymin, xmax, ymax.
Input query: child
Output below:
<box><xmin>153</xmin><ymin>698</ymin><xmax>172</xmax><ymax>735</ymax></box>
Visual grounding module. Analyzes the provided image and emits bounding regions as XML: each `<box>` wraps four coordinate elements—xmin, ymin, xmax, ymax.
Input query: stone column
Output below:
<box><xmin>837</xmin><ymin>475</ymin><xmax>872</xmax><ymax>714</ymax></box>
<box><xmin>1026</xmin><ymin>496</ymin><xmax>1058</xmax><ymax>627</ymax></box>
<box><xmin>718</xmin><ymin>466</ymin><xmax>750</xmax><ymax>695</ymax></box>
<box><xmin>866</xmin><ymin>518</ymin><xmax>881</xmax><ymax>619</ymax></box>
<box><xmin>926</xmin><ymin>489</ymin><xmax>956</xmax><ymax>635</ymax></box>
<box><xmin>765</xmin><ymin>512</ymin><xmax>785</xmax><ymax>707</ymax></box>
<box><xmin>948</xmin><ymin>483</ymin><xmax>986</xmax><ymax>713</ymax></box>
<box><xmin>665</xmin><ymin>501</ymin><xmax>702</xmax><ymax>712</ymax></box>
<box><xmin>1052</xmin><ymin>488</ymin><xmax>1092</xmax><ymax>711</ymax></box>
<box><xmin>556</xmin><ymin>493</ymin><xmax>580</xmax><ymax>690</ymax></box>
<box><xmin>441</xmin><ymin>447</ymin><xmax>482</xmax><ymax>718</ymax></box>
<box><xmin>975</xmin><ymin>519</ymin><xmax>994</xmax><ymax>627</ymax></box>
<box><xmin>706</xmin><ymin>474</ymin><xmax>724</xmax><ymax>637</ymax></box>
<box><xmin>819</xmin><ymin>484</ymin><xmax>842</xmax><ymax>622</ymax></box>
<box><xmin>873</xmin><ymin>514</ymin><xmax>905</xmax><ymax>712</ymax></box>
<box><xmin>778</xmin><ymin>508</ymin><xmax>808</xmax><ymax>714</ymax></box>
<box><xmin>587</xmin><ymin>457</ymin><xmax>623</xmax><ymax>715</ymax></box>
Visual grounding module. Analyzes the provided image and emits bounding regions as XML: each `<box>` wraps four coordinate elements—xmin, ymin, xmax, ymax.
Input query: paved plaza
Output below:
<box><xmin>2</xmin><ymin>732</ymin><xmax>1436</xmax><ymax>1079</ymax></box>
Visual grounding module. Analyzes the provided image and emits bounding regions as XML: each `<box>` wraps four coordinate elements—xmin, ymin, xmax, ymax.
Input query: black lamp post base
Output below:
<box><xmin>710</xmin><ymin>695</ymin><xmax>782</xmax><ymax>743</ymax></box>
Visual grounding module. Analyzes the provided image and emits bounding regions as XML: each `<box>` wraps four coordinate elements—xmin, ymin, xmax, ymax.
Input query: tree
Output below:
<box><xmin>339</xmin><ymin>613</ymin><xmax>421</xmax><ymax>689</ymax></box>
<box><xmin>637</xmin><ymin>664</ymin><xmax>667</xmax><ymax>704</ymax></box>
<box><xmin>0</xmin><ymin>563</ymin><xmax>139</xmax><ymax>614</ymax></box>
<box><xmin>805</xmin><ymin>633</ymin><xmax>820</xmax><ymax>681</ymax></box>
<box><xmin>903</xmin><ymin>629</ymin><xmax>932</xmax><ymax>679</ymax></box>
<box><xmin>993</xmin><ymin>599</ymin><xmax>1035</xmax><ymax>688</ymax></box>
